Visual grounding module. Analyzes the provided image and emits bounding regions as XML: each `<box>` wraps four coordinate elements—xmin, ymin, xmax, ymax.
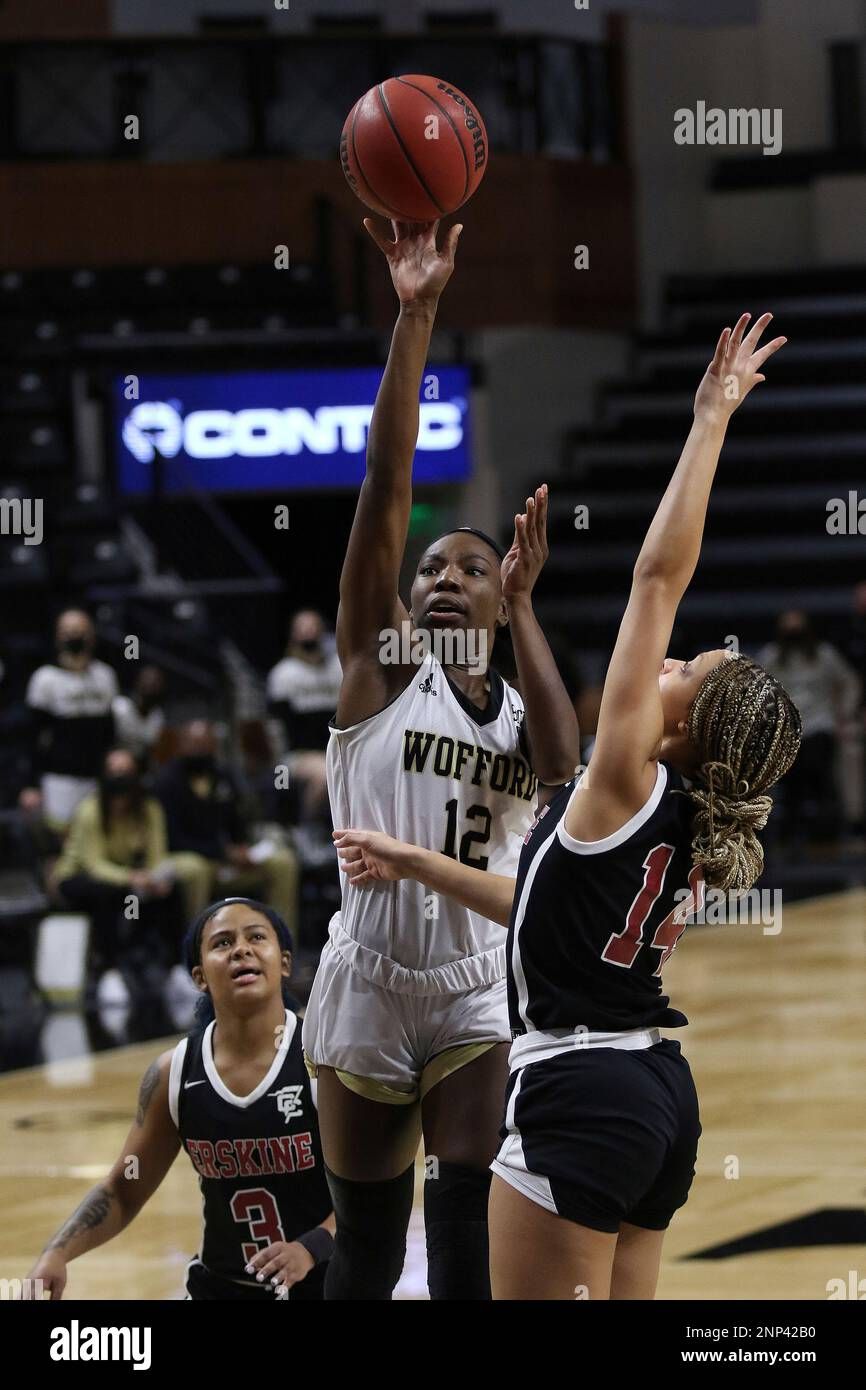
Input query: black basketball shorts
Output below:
<box><xmin>491</xmin><ymin>1039</ymin><xmax>701</xmax><ymax>1233</ymax></box>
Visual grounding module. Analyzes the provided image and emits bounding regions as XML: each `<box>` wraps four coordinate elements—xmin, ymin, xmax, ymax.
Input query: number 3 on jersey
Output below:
<box><xmin>231</xmin><ymin>1188</ymin><xmax>286</xmax><ymax>1264</ymax></box>
<box><xmin>602</xmin><ymin>845</ymin><xmax>705</xmax><ymax>974</ymax></box>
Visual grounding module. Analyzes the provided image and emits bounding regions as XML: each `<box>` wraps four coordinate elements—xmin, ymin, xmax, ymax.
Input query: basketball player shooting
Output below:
<box><xmin>301</xmin><ymin>218</ymin><xmax>580</xmax><ymax>1300</ymax></box>
<box><xmin>333</xmin><ymin>313</ymin><xmax>802</xmax><ymax>1299</ymax></box>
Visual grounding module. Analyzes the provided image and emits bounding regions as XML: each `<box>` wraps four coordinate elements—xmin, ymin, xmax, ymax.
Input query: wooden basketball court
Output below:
<box><xmin>1</xmin><ymin>889</ymin><xmax>863</xmax><ymax>1300</ymax></box>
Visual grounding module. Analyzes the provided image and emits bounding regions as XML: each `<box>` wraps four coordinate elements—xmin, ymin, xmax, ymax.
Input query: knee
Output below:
<box><xmin>324</xmin><ymin>1164</ymin><xmax>414</xmax><ymax>1300</ymax></box>
<box><xmin>423</xmin><ymin>1162</ymin><xmax>492</xmax><ymax>1300</ymax></box>
<box><xmin>424</xmin><ymin>1160</ymin><xmax>490</xmax><ymax>1223</ymax></box>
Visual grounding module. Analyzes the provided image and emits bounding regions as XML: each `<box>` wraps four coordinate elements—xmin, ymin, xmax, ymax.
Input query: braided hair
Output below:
<box><xmin>683</xmin><ymin>656</ymin><xmax>801</xmax><ymax>892</ymax></box>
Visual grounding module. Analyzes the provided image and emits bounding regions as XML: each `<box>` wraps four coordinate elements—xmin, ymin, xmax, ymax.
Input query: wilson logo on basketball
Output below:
<box><xmin>436</xmin><ymin>83</ymin><xmax>487</xmax><ymax>169</ymax></box>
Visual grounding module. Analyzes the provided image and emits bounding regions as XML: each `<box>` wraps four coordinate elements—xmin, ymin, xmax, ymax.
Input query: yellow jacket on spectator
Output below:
<box><xmin>54</xmin><ymin>794</ymin><xmax>168</xmax><ymax>887</ymax></box>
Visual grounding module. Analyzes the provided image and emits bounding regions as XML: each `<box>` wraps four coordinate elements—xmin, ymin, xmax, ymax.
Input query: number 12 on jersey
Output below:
<box><xmin>442</xmin><ymin>800</ymin><xmax>492</xmax><ymax>869</ymax></box>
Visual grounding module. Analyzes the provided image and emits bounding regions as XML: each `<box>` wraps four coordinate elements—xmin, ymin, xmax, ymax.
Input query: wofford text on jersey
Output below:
<box><xmin>186</xmin><ymin>1133</ymin><xmax>315</xmax><ymax>1179</ymax></box>
<box><xmin>403</xmin><ymin>729</ymin><xmax>537</xmax><ymax>802</ymax></box>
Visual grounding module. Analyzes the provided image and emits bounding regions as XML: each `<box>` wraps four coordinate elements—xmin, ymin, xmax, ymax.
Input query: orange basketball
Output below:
<box><xmin>340</xmin><ymin>74</ymin><xmax>488</xmax><ymax>221</ymax></box>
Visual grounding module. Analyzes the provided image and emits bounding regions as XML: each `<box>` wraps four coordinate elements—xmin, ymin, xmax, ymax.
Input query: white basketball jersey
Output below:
<box><xmin>326</xmin><ymin>650</ymin><xmax>537</xmax><ymax>984</ymax></box>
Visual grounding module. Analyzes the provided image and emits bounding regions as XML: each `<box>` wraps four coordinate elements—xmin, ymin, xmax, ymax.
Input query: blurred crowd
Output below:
<box><xmin>0</xmin><ymin>607</ymin><xmax>342</xmax><ymax>1009</ymax></box>
<box><xmin>0</xmin><ymin>590</ymin><xmax>863</xmax><ymax>1011</ymax></box>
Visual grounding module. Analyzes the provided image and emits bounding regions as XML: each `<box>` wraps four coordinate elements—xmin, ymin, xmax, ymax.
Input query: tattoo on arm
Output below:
<box><xmin>46</xmin><ymin>1185</ymin><xmax>114</xmax><ymax>1252</ymax></box>
<box><xmin>136</xmin><ymin>1060</ymin><xmax>161</xmax><ymax>1125</ymax></box>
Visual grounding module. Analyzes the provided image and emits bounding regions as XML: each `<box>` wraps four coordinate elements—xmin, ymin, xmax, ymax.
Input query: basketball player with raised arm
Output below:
<box><xmin>302</xmin><ymin>218</ymin><xmax>579</xmax><ymax>1300</ymax></box>
<box><xmin>332</xmin><ymin>314</ymin><xmax>801</xmax><ymax>1299</ymax></box>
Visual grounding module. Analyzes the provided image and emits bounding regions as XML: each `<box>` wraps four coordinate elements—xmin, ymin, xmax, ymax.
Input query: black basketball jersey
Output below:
<box><xmin>506</xmin><ymin>762</ymin><xmax>706</xmax><ymax>1036</ymax></box>
<box><xmin>169</xmin><ymin>1009</ymin><xmax>331</xmax><ymax>1288</ymax></box>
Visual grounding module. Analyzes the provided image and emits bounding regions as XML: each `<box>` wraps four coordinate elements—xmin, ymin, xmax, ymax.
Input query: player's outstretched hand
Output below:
<box><xmin>363</xmin><ymin>218</ymin><xmax>462</xmax><ymax>308</ymax></box>
<box><xmin>501</xmin><ymin>484</ymin><xmax>549</xmax><ymax>602</ymax></box>
<box><xmin>332</xmin><ymin>828</ymin><xmax>417</xmax><ymax>886</ymax></box>
<box><xmin>694</xmin><ymin>312</ymin><xmax>786</xmax><ymax>423</ymax></box>
<box><xmin>245</xmin><ymin>1241</ymin><xmax>315</xmax><ymax>1296</ymax></box>
<box><xmin>23</xmin><ymin>1251</ymin><xmax>66</xmax><ymax>1299</ymax></box>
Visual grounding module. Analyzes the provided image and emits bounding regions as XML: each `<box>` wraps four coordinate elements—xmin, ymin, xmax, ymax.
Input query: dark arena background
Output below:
<box><xmin>0</xmin><ymin>0</ymin><xmax>864</xmax><ymax>1347</ymax></box>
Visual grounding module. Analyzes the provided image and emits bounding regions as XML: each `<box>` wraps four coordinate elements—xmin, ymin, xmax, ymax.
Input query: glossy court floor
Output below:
<box><xmin>1</xmin><ymin>889</ymin><xmax>863</xmax><ymax>1300</ymax></box>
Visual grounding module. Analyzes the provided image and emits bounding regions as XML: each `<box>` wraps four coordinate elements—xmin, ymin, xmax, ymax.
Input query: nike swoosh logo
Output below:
<box><xmin>184</xmin><ymin>1080</ymin><xmax>206</xmax><ymax>1089</ymax></box>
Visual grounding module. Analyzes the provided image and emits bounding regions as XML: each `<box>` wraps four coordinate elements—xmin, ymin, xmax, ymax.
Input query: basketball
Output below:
<box><xmin>340</xmin><ymin>75</ymin><xmax>488</xmax><ymax>221</ymax></box>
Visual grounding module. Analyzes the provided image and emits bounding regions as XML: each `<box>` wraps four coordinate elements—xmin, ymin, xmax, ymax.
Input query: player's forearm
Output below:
<box><xmin>634</xmin><ymin>412</ymin><xmax>728</xmax><ymax>595</ymax></box>
<box><xmin>404</xmin><ymin>845</ymin><xmax>515</xmax><ymax>927</ymax></box>
<box><xmin>366</xmin><ymin>302</ymin><xmax>438</xmax><ymax>482</ymax></box>
<box><xmin>42</xmin><ymin>1181</ymin><xmax>134</xmax><ymax>1261</ymax></box>
<box><xmin>507</xmin><ymin>594</ymin><xmax>580</xmax><ymax>784</ymax></box>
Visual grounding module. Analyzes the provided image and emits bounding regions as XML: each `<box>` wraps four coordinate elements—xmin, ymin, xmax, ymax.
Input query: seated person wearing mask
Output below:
<box><xmin>267</xmin><ymin>610</ymin><xmax>341</xmax><ymax>835</ymax></box>
<box><xmin>53</xmin><ymin>747</ymin><xmax>186</xmax><ymax>998</ymax></box>
<box><xmin>155</xmin><ymin>720</ymin><xmax>298</xmax><ymax>935</ymax></box>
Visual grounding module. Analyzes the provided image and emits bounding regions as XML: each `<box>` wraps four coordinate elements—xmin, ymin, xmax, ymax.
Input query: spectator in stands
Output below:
<box><xmin>759</xmin><ymin>610</ymin><xmax>861</xmax><ymax>842</ymax></box>
<box><xmin>23</xmin><ymin>609</ymin><xmax>118</xmax><ymax>833</ymax></box>
<box><xmin>844</xmin><ymin>581</ymin><xmax>866</xmax><ymax>699</ymax></box>
<box><xmin>113</xmin><ymin>665</ymin><xmax>167</xmax><ymax>764</ymax></box>
<box><xmin>155</xmin><ymin>719</ymin><xmax>298</xmax><ymax>933</ymax></box>
<box><xmin>53</xmin><ymin>746</ymin><xmax>185</xmax><ymax>1005</ymax></box>
<box><xmin>0</xmin><ymin>651</ymin><xmax>34</xmax><ymax>811</ymax></box>
<box><xmin>267</xmin><ymin>609</ymin><xmax>341</xmax><ymax>842</ymax></box>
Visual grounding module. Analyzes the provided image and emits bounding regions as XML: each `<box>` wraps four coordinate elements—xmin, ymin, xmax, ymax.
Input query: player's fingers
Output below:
<box><xmin>537</xmin><ymin>484</ymin><xmax>549</xmax><ymax>555</ymax></box>
<box><xmin>246</xmin><ymin>1244</ymin><xmax>281</xmax><ymax>1274</ymax></box>
<box><xmin>348</xmin><ymin>869</ymin><xmax>375</xmax><ymax>886</ymax></box>
<box><xmin>728</xmin><ymin>313</ymin><xmax>751</xmax><ymax>355</ymax></box>
<box><xmin>442</xmin><ymin>222</ymin><xmax>463</xmax><ymax>260</ymax></box>
<box><xmin>751</xmin><ymin>335</ymin><xmax>787</xmax><ymax>369</ymax></box>
<box><xmin>527</xmin><ymin>495</ymin><xmax>545</xmax><ymax>557</ymax></box>
<box><xmin>363</xmin><ymin>218</ymin><xmax>396</xmax><ymax>256</ymax></box>
<box><xmin>741</xmin><ymin>311</ymin><xmax>773</xmax><ymax>352</ymax></box>
<box><xmin>709</xmin><ymin>327</ymin><xmax>729</xmax><ymax>373</ymax></box>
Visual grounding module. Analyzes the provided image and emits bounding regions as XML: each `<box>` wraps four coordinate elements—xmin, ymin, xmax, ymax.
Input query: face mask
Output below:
<box><xmin>60</xmin><ymin>637</ymin><xmax>88</xmax><ymax>656</ymax></box>
<box><xmin>183</xmin><ymin>754</ymin><xmax>215</xmax><ymax>776</ymax></box>
<box><xmin>103</xmin><ymin>775</ymin><xmax>136</xmax><ymax>797</ymax></box>
<box><xmin>298</xmin><ymin>638</ymin><xmax>320</xmax><ymax>653</ymax></box>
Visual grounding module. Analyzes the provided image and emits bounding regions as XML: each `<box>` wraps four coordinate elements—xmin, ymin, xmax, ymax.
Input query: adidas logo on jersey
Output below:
<box><xmin>418</xmin><ymin>674</ymin><xmax>438</xmax><ymax>695</ymax></box>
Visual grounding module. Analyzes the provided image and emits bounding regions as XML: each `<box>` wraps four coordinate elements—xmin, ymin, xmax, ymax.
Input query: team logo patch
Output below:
<box><xmin>269</xmin><ymin>1084</ymin><xmax>304</xmax><ymax>1124</ymax></box>
<box><xmin>418</xmin><ymin>673</ymin><xmax>437</xmax><ymax>695</ymax></box>
<box><xmin>523</xmin><ymin>802</ymin><xmax>550</xmax><ymax>844</ymax></box>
